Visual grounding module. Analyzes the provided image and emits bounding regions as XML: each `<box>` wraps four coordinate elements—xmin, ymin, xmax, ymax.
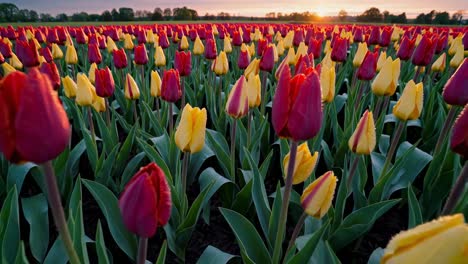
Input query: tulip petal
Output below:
<box><xmin>189</xmin><ymin>108</ymin><xmax>207</xmax><ymax>153</ymax></box>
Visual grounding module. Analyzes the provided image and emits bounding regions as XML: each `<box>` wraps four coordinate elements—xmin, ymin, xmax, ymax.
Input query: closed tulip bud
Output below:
<box><xmin>40</xmin><ymin>47</ymin><xmax>53</xmax><ymax>63</ymax></box>
<box><xmin>450</xmin><ymin>45</ymin><xmax>464</xmax><ymax>68</ymax></box>
<box><xmin>106</xmin><ymin>36</ymin><xmax>117</xmax><ymax>53</ymax></box>
<box><xmin>154</xmin><ymin>46</ymin><xmax>166</xmax><ymax>67</ymax></box>
<box><xmin>223</xmin><ymin>37</ymin><xmax>232</xmax><ymax>53</ymax></box>
<box><xmin>123</xmin><ymin>34</ymin><xmax>134</xmax><ymax>50</ymax></box>
<box><xmin>412</xmin><ymin>35</ymin><xmax>436</xmax><ymax>66</ymax></box>
<box><xmin>372</xmin><ymin>57</ymin><xmax>401</xmax><ymax>96</ymax></box>
<box><xmin>76</xmin><ymin>73</ymin><xmax>95</xmax><ymax>106</ymax></box>
<box><xmin>301</xmin><ymin>171</ymin><xmax>337</xmax><ymax>218</ymax></box>
<box><xmin>348</xmin><ymin>110</ymin><xmax>376</xmax><ymax>154</ymax></box>
<box><xmin>331</xmin><ymin>37</ymin><xmax>348</xmax><ymax>62</ymax></box>
<box><xmin>238</xmin><ymin>49</ymin><xmax>251</xmax><ymax>70</ymax></box>
<box><xmin>175</xmin><ymin>104</ymin><xmax>207</xmax><ymax>153</ymax></box>
<box><xmin>448</xmin><ymin>36</ymin><xmax>462</xmax><ymax>56</ymax></box>
<box><xmin>226</xmin><ymin>75</ymin><xmax>249</xmax><ymax>118</ymax></box>
<box><xmin>450</xmin><ymin>105</ymin><xmax>468</xmax><ymax>159</ymax></box>
<box><xmin>247</xmin><ymin>74</ymin><xmax>261</xmax><ymax>108</ymax></box>
<box><xmin>204</xmin><ymin>39</ymin><xmax>217</xmax><ymax>60</ymax></box>
<box><xmin>393</xmin><ymin>80</ymin><xmax>424</xmax><ymax>121</ymax></box>
<box><xmin>380</xmin><ymin>28</ymin><xmax>392</xmax><ymax>47</ymax></box>
<box><xmin>286</xmin><ymin>48</ymin><xmax>296</xmax><ymax>65</ymax></box>
<box><xmin>248</xmin><ymin>42</ymin><xmax>255</xmax><ymax>57</ymax></box>
<box><xmin>283</xmin><ymin>143</ymin><xmax>319</xmax><ymax>185</ymax></box>
<box><xmin>260</xmin><ymin>44</ymin><xmax>275</xmax><ymax>72</ymax></box>
<box><xmin>119</xmin><ymin>162</ymin><xmax>172</xmax><ymax>238</ymax></box>
<box><xmin>376</xmin><ymin>51</ymin><xmax>387</xmax><ymax>72</ymax></box>
<box><xmin>294</xmin><ymin>42</ymin><xmax>308</xmax><ymax>65</ymax></box>
<box><xmin>353</xmin><ymin>42</ymin><xmax>368</xmax><ymax>67</ymax></box>
<box><xmin>161</xmin><ymin>69</ymin><xmax>181</xmax><ymax>103</ymax></box>
<box><xmin>0</xmin><ymin>69</ymin><xmax>71</xmax><ymax>163</ymax></box>
<box><xmin>62</xmin><ymin>75</ymin><xmax>77</xmax><ymax>98</ymax></box>
<box><xmin>193</xmin><ymin>36</ymin><xmax>204</xmax><ymax>55</ymax></box>
<box><xmin>232</xmin><ymin>31</ymin><xmax>243</xmax><ymax>46</ymax></box>
<box><xmin>88</xmin><ymin>63</ymin><xmax>98</xmax><ymax>84</ymax></box>
<box><xmin>276</xmin><ymin>39</ymin><xmax>285</xmax><ymax>56</ymax></box>
<box><xmin>368</xmin><ymin>27</ymin><xmax>381</xmax><ymax>45</ymax></box>
<box><xmin>88</xmin><ymin>43</ymin><xmax>102</xmax><ymax>64</ymax></box>
<box><xmin>178</xmin><ymin>35</ymin><xmax>189</xmax><ymax>51</ymax></box>
<box><xmin>244</xmin><ymin>58</ymin><xmax>260</xmax><ymax>78</ymax></box>
<box><xmin>51</xmin><ymin>43</ymin><xmax>63</xmax><ymax>60</ymax></box>
<box><xmin>442</xmin><ymin>58</ymin><xmax>468</xmax><ymax>106</ymax></box>
<box><xmin>284</xmin><ymin>31</ymin><xmax>294</xmax><ymax>49</ymax></box>
<box><xmin>382</xmin><ymin>214</ymin><xmax>468</xmax><ymax>264</ymax></box>
<box><xmin>275</xmin><ymin>57</ymin><xmax>289</xmax><ymax>80</ymax></box>
<box><xmin>124</xmin><ymin>74</ymin><xmax>140</xmax><ymax>100</ymax></box>
<box><xmin>397</xmin><ymin>36</ymin><xmax>416</xmax><ymax>61</ymax></box>
<box><xmin>10</xmin><ymin>54</ymin><xmax>23</xmax><ymax>70</ymax></box>
<box><xmin>174</xmin><ymin>51</ymin><xmax>192</xmax><ymax>77</ymax></box>
<box><xmin>95</xmin><ymin>67</ymin><xmax>115</xmax><ymax>98</ymax></box>
<box><xmin>133</xmin><ymin>44</ymin><xmax>148</xmax><ymax>65</ymax></box>
<box><xmin>212</xmin><ymin>51</ymin><xmax>229</xmax><ymax>76</ymax></box>
<box><xmin>150</xmin><ymin>70</ymin><xmax>161</xmax><ymax>97</ymax></box>
<box><xmin>65</xmin><ymin>45</ymin><xmax>78</xmax><ymax>64</ymax></box>
<box><xmin>321</xmin><ymin>64</ymin><xmax>336</xmax><ymax>103</ymax></box>
<box><xmin>431</xmin><ymin>53</ymin><xmax>446</xmax><ymax>72</ymax></box>
<box><xmin>272</xmin><ymin>66</ymin><xmax>322</xmax><ymax>141</ymax></box>
<box><xmin>2</xmin><ymin>62</ymin><xmax>16</xmax><ymax>75</ymax></box>
<box><xmin>92</xmin><ymin>93</ymin><xmax>106</xmax><ymax>113</ymax></box>
<box><xmin>113</xmin><ymin>48</ymin><xmax>127</xmax><ymax>69</ymax></box>
<box><xmin>0</xmin><ymin>40</ymin><xmax>13</xmax><ymax>58</ymax></box>
<box><xmin>357</xmin><ymin>51</ymin><xmax>378</xmax><ymax>81</ymax></box>
<box><xmin>39</xmin><ymin>62</ymin><xmax>60</xmax><ymax>90</ymax></box>
<box><xmin>15</xmin><ymin>40</ymin><xmax>40</xmax><ymax>68</ymax></box>
<box><xmin>158</xmin><ymin>32</ymin><xmax>169</xmax><ymax>49</ymax></box>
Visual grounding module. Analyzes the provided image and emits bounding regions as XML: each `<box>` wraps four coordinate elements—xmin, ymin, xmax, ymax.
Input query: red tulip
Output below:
<box><xmin>75</xmin><ymin>29</ymin><xmax>87</xmax><ymax>44</ymax></box>
<box><xmin>238</xmin><ymin>50</ymin><xmax>250</xmax><ymax>70</ymax></box>
<box><xmin>35</xmin><ymin>30</ymin><xmax>45</xmax><ymax>43</ymax></box>
<box><xmin>450</xmin><ymin>104</ymin><xmax>468</xmax><ymax>159</ymax></box>
<box><xmin>242</xmin><ymin>28</ymin><xmax>251</xmax><ymax>43</ymax></box>
<box><xmin>88</xmin><ymin>43</ymin><xmax>102</xmax><ymax>64</ymax></box>
<box><xmin>397</xmin><ymin>36</ymin><xmax>416</xmax><ymax>61</ymax></box>
<box><xmin>134</xmin><ymin>44</ymin><xmax>148</xmax><ymax>65</ymax></box>
<box><xmin>15</xmin><ymin>40</ymin><xmax>40</xmax><ymax>68</ymax></box>
<box><xmin>57</xmin><ymin>27</ymin><xmax>67</xmax><ymax>45</ymax></box>
<box><xmin>39</xmin><ymin>62</ymin><xmax>61</xmax><ymax>90</ymax></box>
<box><xmin>119</xmin><ymin>162</ymin><xmax>172</xmax><ymax>238</ymax></box>
<box><xmin>368</xmin><ymin>27</ymin><xmax>381</xmax><ymax>45</ymax></box>
<box><xmin>137</xmin><ymin>30</ymin><xmax>147</xmax><ymax>44</ymax></box>
<box><xmin>95</xmin><ymin>67</ymin><xmax>115</xmax><ymax>98</ymax></box>
<box><xmin>257</xmin><ymin>39</ymin><xmax>268</xmax><ymax>57</ymax></box>
<box><xmin>174</xmin><ymin>51</ymin><xmax>192</xmax><ymax>77</ymax></box>
<box><xmin>161</xmin><ymin>69</ymin><xmax>181</xmax><ymax>103</ymax></box>
<box><xmin>0</xmin><ymin>69</ymin><xmax>71</xmax><ymax>163</ymax></box>
<box><xmin>293</xmin><ymin>28</ymin><xmax>305</xmax><ymax>47</ymax></box>
<box><xmin>412</xmin><ymin>35</ymin><xmax>436</xmax><ymax>66</ymax></box>
<box><xmin>442</xmin><ymin>58</ymin><xmax>468</xmax><ymax>106</ymax></box>
<box><xmin>272</xmin><ymin>65</ymin><xmax>322</xmax><ymax>141</ymax></box>
<box><xmin>6</xmin><ymin>26</ymin><xmax>16</xmax><ymax>40</ymax></box>
<box><xmin>260</xmin><ymin>44</ymin><xmax>275</xmax><ymax>72</ymax></box>
<box><xmin>0</xmin><ymin>52</ymin><xmax>4</xmax><ymax>64</ymax></box>
<box><xmin>308</xmin><ymin>38</ymin><xmax>323</xmax><ymax>59</ymax></box>
<box><xmin>188</xmin><ymin>28</ymin><xmax>198</xmax><ymax>41</ymax></box>
<box><xmin>354</xmin><ymin>28</ymin><xmax>364</xmax><ymax>43</ymax></box>
<box><xmin>232</xmin><ymin>31</ymin><xmax>243</xmax><ymax>46</ymax></box>
<box><xmin>204</xmin><ymin>39</ymin><xmax>217</xmax><ymax>60</ymax></box>
<box><xmin>331</xmin><ymin>37</ymin><xmax>348</xmax><ymax>62</ymax></box>
<box><xmin>380</xmin><ymin>28</ymin><xmax>392</xmax><ymax>47</ymax></box>
<box><xmin>0</xmin><ymin>40</ymin><xmax>12</xmax><ymax>58</ymax></box>
<box><xmin>113</xmin><ymin>48</ymin><xmax>128</xmax><ymax>69</ymax></box>
<box><xmin>46</xmin><ymin>28</ymin><xmax>58</xmax><ymax>44</ymax></box>
<box><xmin>158</xmin><ymin>31</ymin><xmax>170</xmax><ymax>49</ymax></box>
<box><xmin>40</xmin><ymin>47</ymin><xmax>53</xmax><ymax>63</ymax></box>
<box><xmin>436</xmin><ymin>35</ymin><xmax>448</xmax><ymax>54</ymax></box>
<box><xmin>357</xmin><ymin>51</ymin><xmax>378</xmax><ymax>80</ymax></box>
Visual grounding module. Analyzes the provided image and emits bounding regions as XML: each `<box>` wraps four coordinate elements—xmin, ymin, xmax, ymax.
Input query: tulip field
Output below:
<box><xmin>0</xmin><ymin>23</ymin><xmax>467</xmax><ymax>264</ymax></box>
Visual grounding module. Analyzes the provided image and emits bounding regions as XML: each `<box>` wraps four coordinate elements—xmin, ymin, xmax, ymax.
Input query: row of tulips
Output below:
<box><xmin>0</xmin><ymin>22</ymin><xmax>467</xmax><ymax>264</ymax></box>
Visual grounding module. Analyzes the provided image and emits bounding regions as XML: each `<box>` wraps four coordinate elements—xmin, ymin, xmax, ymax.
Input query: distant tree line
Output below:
<box><xmin>0</xmin><ymin>2</ymin><xmax>465</xmax><ymax>25</ymax></box>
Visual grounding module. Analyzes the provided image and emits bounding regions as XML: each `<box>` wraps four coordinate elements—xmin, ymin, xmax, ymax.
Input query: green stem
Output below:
<box><xmin>230</xmin><ymin>118</ymin><xmax>237</xmax><ymax>182</ymax></box>
<box><xmin>441</xmin><ymin>161</ymin><xmax>468</xmax><ymax>215</ymax></box>
<box><xmin>381</xmin><ymin>121</ymin><xmax>406</xmax><ymax>177</ymax></box>
<box><xmin>88</xmin><ymin>107</ymin><xmax>96</xmax><ymax>143</ymax></box>
<box><xmin>272</xmin><ymin>140</ymin><xmax>298</xmax><ymax>264</ymax></box>
<box><xmin>373</xmin><ymin>96</ymin><xmax>383</xmax><ymax>121</ymax></box>
<box><xmin>42</xmin><ymin>162</ymin><xmax>81</xmax><ymax>264</ymax></box>
<box><xmin>181</xmin><ymin>152</ymin><xmax>190</xmax><ymax>195</ymax></box>
<box><xmin>137</xmin><ymin>237</ymin><xmax>148</xmax><ymax>264</ymax></box>
<box><xmin>434</xmin><ymin>107</ymin><xmax>458</xmax><ymax>155</ymax></box>
<box><xmin>181</xmin><ymin>76</ymin><xmax>186</xmax><ymax>107</ymax></box>
<box><xmin>247</xmin><ymin>110</ymin><xmax>252</xmax><ymax>147</ymax></box>
<box><xmin>284</xmin><ymin>212</ymin><xmax>307</xmax><ymax>259</ymax></box>
<box><xmin>413</xmin><ymin>66</ymin><xmax>421</xmax><ymax>82</ymax></box>
<box><xmin>105</xmin><ymin>98</ymin><xmax>111</xmax><ymax>126</ymax></box>
<box><xmin>260</xmin><ymin>71</ymin><xmax>268</xmax><ymax>116</ymax></box>
<box><xmin>346</xmin><ymin>155</ymin><xmax>361</xmax><ymax>189</ymax></box>
<box><xmin>168</xmin><ymin>103</ymin><xmax>173</xmax><ymax>135</ymax></box>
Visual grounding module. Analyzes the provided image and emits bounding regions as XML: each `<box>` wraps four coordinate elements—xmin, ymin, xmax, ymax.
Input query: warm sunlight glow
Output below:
<box><xmin>314</xmin><ymin>7</ymin><xmax>327</xmax><ymax>17</ymax></box>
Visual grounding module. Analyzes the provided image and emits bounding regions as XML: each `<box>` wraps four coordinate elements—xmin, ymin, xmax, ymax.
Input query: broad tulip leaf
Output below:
<box><xmin>7</xmin><ymin>162</ymin><xmax>36</xmax><ymax>193</ymax></box>
<box><xmin>120</xmin><ymin>152</ymin><xmax>146</xmax><ymax>191</ymax></box>
<box><xmin>0</xmin><ymin>187</ymin><xmax>20</xmax><ymax>264</ymax></box>
<box><xmin>288</xmin><ymin>222</ymin><xmax>328</xmax><ymax>264</ymax></box>
<box><xmin>154</xmin><ymin>240</ymin><xmax>167</xmax><ymax>264</ymax></box>
<box><xmin>407</xmin><ymin>185</ymin><xmax>423</xmax><ymax>228</ymax></box>
<box><xmin>196</xmin><ymin>246</ymin><xmax>237</xmax><ymax>264</ymax></box>
<box><xmin>95</xmin><ymin>221</ymin><xmax>110</xmax><ymax>264</ymax></box>
<box><xmin>367</xmin><ymin>247</ymin><xmax>384</xmax><ymax>264</ymax></box>
<box><xmin>21</xmin><ymin>194</ymin><xmax>49</xmax><ymax>262</ymax></box>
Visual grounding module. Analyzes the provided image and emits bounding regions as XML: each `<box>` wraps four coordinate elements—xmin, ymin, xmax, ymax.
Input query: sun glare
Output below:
<box><xmin>314</xmin><ymin>7</ymin><xmax>327</xmax><ymax>17</ymax></box>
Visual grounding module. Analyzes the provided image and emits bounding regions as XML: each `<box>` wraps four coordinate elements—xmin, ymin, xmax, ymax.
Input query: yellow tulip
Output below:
<box><xmin>150</xmin><ymin>70</ymin><xmax>161</xmax><ymax>97</ymax></box>
<box><xmin>393</xmin><ymin>80</ymin><xmax>423</xmax><ymax>121</ymax></box>
<box><xmin>224</xmin><ymin>37</ymin><xmax>232</xmax><ymax>53</ymax></box>
<box><xmin>212</xmin><ymin>25</ymin><xmax>219</xmax><ymax>35</ymax></box>
<box><xmin>125</xmin><ymin>74</ymin><xmax>140</xmax><ymax>100</ymax></box>
<box><xmin>175</xmin><ymin>104</ymin><xmax>207</xmax><ymax>153</ymax></box>
<box><xmin>323</xmin><ymin>40</ymin><xmax>332</xmax><ymax>54</ymax></box>
<box><xmin>253</xmin><ymin>28</ymin><xmax>262</xmax><ymax>41</ymax></box>
<box><xmin>154</xmin><ymin>46</ymin><xmax>166</xmax><ymax>67</ymax></box>
<box><xmin>321</xmin><ymin>50</ymin><xmax>335</xmax><ymax>69</ymax></box>
<box><xmin>286</xmin><ymin>47</ymin><xmax>296</xmax><ymax>65</ymax></box>
<box><xmin>179</xmin><ymin>36</ymin><xmax>189</xmax><ymax>50</ymax></box>
<box><xmin>450</xmin><ymin>45</ymin><xmax>464</xmax><ymax>68</ymax></box>
<box><xmin>212</xmin><ymin>51</ymin><xmax>229</xmax><ymax>76</ymax></box>
<box><xmin>348</xmin><ymin>110</ymin><xmax>376</xmax><ymax>154</ymax></box>
<box><xmin>146</xmin><ymin>30</ymin><xmax>155</xmax><ymax>44</ymax></box>
<box><xmin>123</xmin><ymin>34</ymin><xmax>134</xmax><ymax>50</ymax></box>
<box><xmin>106</xmin><ymin>36</ymin><xmax>117</xmax><ymax>53</ymax></box>
<box><xmin>10</xmin><ymin>54</ymin><xmax>23</xmax><ymax>70</ymax></box>
<box><xmin>372</xmin><ymin>57</ymin><xmax>401</xmax><ymax>96</ymax></box>
<box><xmin>65</xmin><ymin>45</ymin><xmax>78</xmax><ymax>64</ymax></box>
<box><xmin>62</xmin><ymin>76</ymin><xmax>78</xmax><ymax>98</ymax></box>
<box><xmin>26</xmin><ymin>29</ymin><xmax>34</xmax><ymax>40</ymax></box>
<box><xmin>301</xmin><ymin>171</ymin><xmax>337</xmax><ymax>218</ymax></box>
<box><xmin>283</xmin><ymin>31</ymin><xmax>294</xmax><ymax>49</ymax></box>
<box><xmin>391</xmin><ymin>28</ymin><xmax>400</xmax><ymax>42</ymax></box>
<box><xmin>244</xmin><ymin>58</ymin><xmax>260</xmax><ymax>78</ymax></box>
<box><xmin>193</xmin><ymin>36</ymin><xmax>204</xmax><ymax>55</ymax></box>
<box><xmin>295</xmin><ymin>42</ymin><xmax>308</xmax><ymax>64</ymax></box>
<box><xmin>225</xmin><ymin>76</ymin><xmax>249</xmax><ymax>118</ymax></box>
<box><xmin>92</xmin><ymin>94</ymin><xmax>106</xmax><ymax>112</ymax></box>
<box><xmin>51</xmin><ymin>43</ymin><xmax>63</xmax><ymax>59</ymax></box>
<box><xmin>448</xmin><ymin>35</ymin><xmax>462</xmax><ymax>56</ymax></box>
<box><xmin>415</xmin><ymin>34</ymin><xmax>423</xmax><ymax>46</ymax></box>
<box><xmin>376</xmin><ymin>51</ymin><xmax>387</xmax><ymax>72</ymax></box>
<box><xmin>382</xmin><ymin>214</ymin><xmax>468</xmax><ymax>264</ymax></box>
<box><xmin>353</xmin><ymin>42</ymin><xmax>368</xmax><ymax>67</ymax></box>
<box><xmin>1</xmin><ymin>62</ymin><xmax>16</xmax><ymax>76</ymax></box>
<box><xmin>88</xmin><ymin>63</ymin><xmax>98</xmax><ymax>84</ymax></box>
<box><xmin>274</xmin><ymin>31</ymin><xmax>283</xmax><ymax>43</ymax></box>
<box><xmin>276</xmin><ymin>39</ymin><xmax>285</xmax><ymax>56</ymax></box>
<box><xmin>321</xmin><ymin>64</ymin><xmax>336</xmax><ymax>103</ymax></box>
<box><xmin>76</xmin><ymin>73</ymin><xmax>95</xmax><ymax>106</ymax></box>
<box><xmin>248</xmin><ymin>42</ymin><xmax>255</xmax><ymax>57</ymax></box>
<box><xmin>284</xmin><ymin>143</ymin><xmax>319</xmax><ymax>185</ymax></box>
<box><xmin>32</xmin><ymin>38</ymin><xmax>41</xmax><ymax>50</ymax></box>
<box><xmin>432</xmin><ymin>53</ymin><xmax>446</xmax><ymax>72</ymax></box>
<box><xmin>246</xmin><ymin>74</ymin><xmax>261</xmax><ymax>108</ymax></box>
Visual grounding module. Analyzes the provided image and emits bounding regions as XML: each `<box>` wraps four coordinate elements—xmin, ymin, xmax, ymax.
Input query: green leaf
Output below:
<box><xmin>330</xmin><ymin>199</ymin><xmax>400</xmax><ymax>250</ymax></box>
<box><xmin>231</xmin><ymin>180</ymin><xmax>253</xmax><ymax>215</ymax></box>
<box><xmin>219</xmin><ymin>208</ymin><xmax>272</xmax><ymax>264</ymax></box>
<box><xmin>113</xmin><ymin>125</ymin><xmax>137</xmax><ymax>178</ymax></box>
<box><xmin>196</xmin><ymin>246</ymin><xmax>237</xmax><ymax>264</ymax></box>
<box><xmin>287</xmin><ymin>222</ymin><xmax>328</xmax><ymax>264</ymax></box>
<box><xmin>367</xmin><ymin>248</ymin><xmax>384</xmax><ymax>264</ymax></box>
<box><xmin>120</xmin><ymin>152</ymin><xmax>146</xmax><ymax>191</ymax></box>
<box><xmin>188</xmin><ymin>144</ymin><xmax>215</xmax><ymax>185</ymax></box>
<box><xmin>63</xmin><ymin>140</ymin><xmax>86</xmax><ymax>194</ymax></box>
<box><xmin>81</xmin><ymin>179</ymin><xmax>137</xmax><ymax>260</ymax></box>
<box><xmin>137</xmin><ymin>138</ymin><xmax>173</xmax><ymax>184</ymax></box>
<box><xmin>206</xmin><ymin>129</ymin><xmax>232</xmax><ymax>179</ymax></box>
<box><xmin>96</xmin><ymin>144</ymin><xmax>120</xmax><ymax>189</ymax></box>
<box><xmin>43</xmin><ymin>237</ymin><xmax>67</xmax><ymax>264</ymax></box>
<box><xmin>309</xmin><ymin>241</ymin><xmax>341</xmax><ymax>264</ymax></box>
<box><xmin>94</xmin><ymin>107</ymin><xmax>117</xmax><ymax>155</ymax></box>
<box><xmin>69</xmin><ymin>179</ymin><xmax>90</xmax><ymax>264</ymax></box>
<box><xmin>7</xmin><ymin>162</ymin><xmax>36</xmax><ymax>193</ymax></box>
<box><xmin>0</xmin><ymin>187</ymin><xmax>20</xmax><ymax>264</ymax></box>
<box><xmin>154</xmin><ymin>240</ymin><xmax>167</xmax><ymax>264</ymax></box>
<box><xmin>95</xmin><ymin>221</ymin><xmax>110</xmax><ymax>264</ymax></box>
<box><xmin>14</xmin><ymin>242</ymin><xmax>29</xmax><ymax>264</ymax></box>
<box><xmin>268</xmin><ymin>184</ymin><xmax>282</xmax><ymax>251</ymax></box>
<box><xmin>21</xmin><ymin>194</ymin><xmax>49</xmax><ymax>262</ymax></box>
<box><xmin>407</xmin><ymin>185</ymin><xmax>423</xmax><ymax>228</ymax></box>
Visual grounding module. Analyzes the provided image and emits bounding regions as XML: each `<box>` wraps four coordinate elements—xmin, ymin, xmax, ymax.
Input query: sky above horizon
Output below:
<box><xmin>11</xmin><ymin>0</ymin><xmax>468</xmax><ymax>18</ymax></box>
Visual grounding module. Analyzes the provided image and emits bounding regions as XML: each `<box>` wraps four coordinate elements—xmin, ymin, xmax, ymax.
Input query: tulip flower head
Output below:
<box><xmin>76</xmin><ymin>73</ymin><xmax>95</xmax><ymax>106</ymax></box>
<box><xmin>62</xmin><ymin>75</ymin><xmax>77</xmax><ymax>98</ymax></box>
<box><xmin>212</xmin><ymin>51</ymin><xmax>229</xmax><ymax>76</ymax></box>
<box><xmin>193</xmin><ymin>36</ymin><xmax>204</xmax><ymax>55</ymax></box>
<box><xmin>2</xmin><ymin>62</ymin><xmax>16</xmax><ymax>76</ymax></box>
<box><xmin>357</xmin><ymin>51</ymin><xmax>378</xmax><ymax>81</ymax></box>
<box><xmin>161</xmin><ymin>69</ymin><xmax>181</xmax><ymax>103</ymax></box>
<box><xmin>39</xmin><ymin>62</ymin><xmax>60</xmax><ymax>90</ymax></box>
<box><xmin>225</xmin><ymin>75</ymin><xmax>249</xmax><ymax>118</ymax></box>
<box><xmin>246</xmin><ymin>74</ymin><xmax>261</xmax><ymax>108</ymax></box>
<box><xmin>450</xmin><ymin>44</ymin><xmax>464</xmax><ymax>68</ymax></box>
<box><xmin>51</xmin><ymin>43</ymin><xmax>63</xmax><ymax>60</ymax></box>
<box><xmin>88</xmin><ymin>43</ymin><xmax>102</xmax><ymax>64</ymax></box>
<box><xmin>65</xmin><ymin>45</ymin><xmax>78</xmax><ymax>65</ymax></box>
<box><xmin>397</xmin><ymin>36</ymin><xmax>416</xmax><ymax>61</ymax></box>
<box><xmin>15</xmin><ymin>40</ymin><xmax>40</xmax><ymax>68</ymax></box>
<box><xmin>301</xmin><ymin>171</ymin><xmax>338</xmax><ymax>218</ymax></box>
<box><xmin>320</xmin><ymin>63</ymin><xmax>336</xmax><ymax>103</ymax></box>
<box><xmin>113</xmin><ymin>48</ymin><xmax>127</xmax><ymax>69</ymax></box>
<box><xmin>372</xmin><ymin>57</ymin><xmax>401</xmax><ymax>97</ymax></box>
<box><xmin>150</xmin><ymin>70</ymin><xmax>162</xmax><ymax>98</ymax></box>
<box><xmin>119</xmin><ymin>162</ymin><xmax>172</xmax><ymax>238</ymax></box>
<box><xmin>259</xmin><ymin>44</ymin><xmax>275</xmax><ymax>72</ymax></box>
<box><xmin>450</xmin><ymin>104</ymin><xmax>468</xmax><ymax>159</ymax></box>
<box><xmin>376</xmin><ymin>51</ymin><xmax>387</xmax><ymax>72</ymax></box>
<box><xmin>411</xmin><ymin>35</ymin><xmax>436</xmax><ymax>66</ymax></box>
<box><xmin>283</xmin><ymin>142</ymin><xmax>319</xmax><ymax>185</ymax></box>
<box><xmin>124</xmin><ymin>74</ymin><xmax>140</xmax><ymax>100</ymax></box>
<box><xmin>134</xmin><ymin>44</ymin><xmax>148</xmax><ymax>65</ymax></box>
<box><xmin>154</xmin><ymin>45</ymin><xmax>166</xmax><ymax>67</ymax></box>
<box><xmin>442</xmin><ymin>58</ymin><xmax>468</xmax><ymax>106</ymax></box>
<box><xmin>95</xmin><ymin>67</ymin><xmax>115</xmax><ymax>98</ymax></box>
<box><xmin>393</xmin><ymin>80</ymin><xmax>424</xmax><ymax>121</ymax></box>
<box><xmin>348</xmin><ymin>110</ymin><xmax>376</xmax><ymax>155</ymax></box>
<box><xmin>431</xmin><ymin>53</ymin><xmax>446</xmax><ymax>73</ymax></box>
<box><xmin>174</xmin><ymin>51</ymin><xmax>192</xmax><ymax>77</ymax></box>
<box><xmin>331</xmin><ymin>37</ymin><xmax>348</xmax><ymax>62</ymax></box>
<box><xmin>353</xmin><ymin>42</ymin><xmax>368</xmax><ymax>68</ymax></box>
<box><xmin>175</xmin><ymin>104</ymin><xmax>207</xmax><ymax>153</ymax></box>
